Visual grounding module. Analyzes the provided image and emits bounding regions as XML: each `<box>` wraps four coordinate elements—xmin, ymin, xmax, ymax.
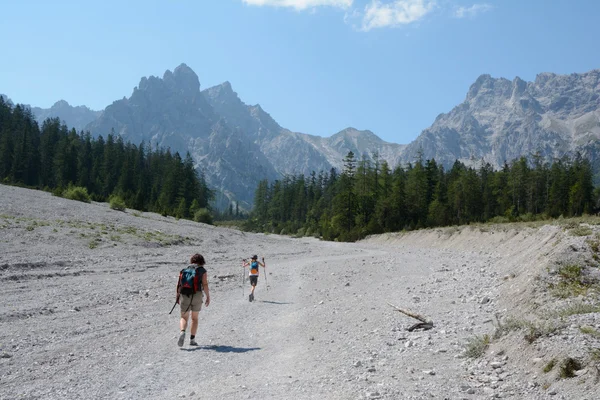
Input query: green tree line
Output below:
<box><xmin>0</xmin><ymin>98</ymin><xmax>212</xmax><ymax>218</ymax></box>
<box><xmin>246</xmin><ymin>151</ymin><xmax>596</xmax><ymax>241</ymax></box>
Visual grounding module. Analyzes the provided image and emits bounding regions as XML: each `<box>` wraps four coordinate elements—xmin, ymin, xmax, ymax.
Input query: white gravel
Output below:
<box><xmin>1</xmin><ymin>184</ymin><xmax>599</xmax><ymax>399</ymax></box>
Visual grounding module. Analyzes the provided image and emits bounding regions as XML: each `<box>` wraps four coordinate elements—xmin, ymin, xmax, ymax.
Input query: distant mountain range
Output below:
<box><xmin>5</xmin><ymin>65</ymin><xmax>600</xmax><ymax>208</ymax></box>
<box><xmin>31</xmin><ymin>100</ymin><xmax>101</xmax><ymax>132</ymax></box>
<box><xmin>0</xmin><ymin>95</ymin><xmax>100</xmax><ymax>132</ymax></box>
<box><xmin>403</xmin><ymin>70</ymin><xmax>600</xmax><ymax>170</ymax></box>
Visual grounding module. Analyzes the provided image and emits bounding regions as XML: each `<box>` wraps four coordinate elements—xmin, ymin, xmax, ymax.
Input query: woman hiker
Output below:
<box><xmin>242</xmin><ymin>255</ymin><xmax>265</xmax><ymax>302</ymax></box>
<box><xmin>177</xmin><ymin>253</ymin><xmax>210</xmax><ymax>347</ymax></box>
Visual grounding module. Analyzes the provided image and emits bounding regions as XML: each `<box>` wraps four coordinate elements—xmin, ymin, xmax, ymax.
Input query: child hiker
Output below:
<box><xmin>242</xmin><ymin>255</ymin><xmax>265</xmax><ymax>302</ymax></box>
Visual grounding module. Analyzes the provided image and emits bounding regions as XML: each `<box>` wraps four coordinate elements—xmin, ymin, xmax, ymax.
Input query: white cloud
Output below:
<box><xmin>241</xmin><ymin>0</ymin><xmax>353</xmax><ymax>10</ymax></box>
<box><xmin>454</xmin><ymin>3</ymin><xmax>492</xmax><ymax>18</ymax></box>
<box><xmin>361</xmin><ymin>0</ymin><xmax>436</xmax><ymax>31</ymax></box>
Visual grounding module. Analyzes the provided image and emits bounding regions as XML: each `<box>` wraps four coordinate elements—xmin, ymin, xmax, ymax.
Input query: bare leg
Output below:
<box><xmin>180</xmin><ymin>311</ymin><xmax>189</xmax><ymax>331</ymax></box>
<box><xmin>190</xmin><ymin>311</ymin><xmax>200</xmax><ymax>336</ymax></box>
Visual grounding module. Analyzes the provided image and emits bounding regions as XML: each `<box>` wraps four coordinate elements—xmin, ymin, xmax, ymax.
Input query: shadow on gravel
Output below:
<box><xmin>182</xmin><ymin>345</ymin><xmax>261</xmax><ymax>353</ymax></box>
<box><xmin>259</xmin><ymin>300</ymin><xmax>293</xmax><ymax>305</ymax></box>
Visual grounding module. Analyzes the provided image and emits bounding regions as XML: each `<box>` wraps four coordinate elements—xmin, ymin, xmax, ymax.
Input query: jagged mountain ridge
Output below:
<box><xmin>200</xmin><ymin>81</ymin><xmax>406</xmax><ymax>177</ymax></box>
<box><xmin>86</xmin><ymin>64</ymin><xmax>280</xmax><ymax>208</ymax></box>
<box><xmin>86</xmin><ymin>64</ymin><xmax>406</xmax><ymax>207</ymax></box>
<box><xmin>6</xmin><ymin>65</ymin><xmax>600</xmax><ymax>206</ymax></box>
<box><xmin>403</xmin><ymin>70</ymin><xmax>600</xmax><ymax>171</ymax></box>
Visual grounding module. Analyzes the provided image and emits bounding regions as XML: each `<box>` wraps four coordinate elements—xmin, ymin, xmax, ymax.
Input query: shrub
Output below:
<box><xmin>193</xmin><ymin>208</ymin><xmax>213</xmax><ymax>225</ymax></box>
<box><xmin>518</xmin><ymin>213</ymin><xmax>536</xmax><ymax>222</ymax></box>
<box><xmin>109</xmin><ymin>195</ymin><xmax>126</xmax><ymax>211</ymax></box>
<box><xmin>463</xmin><ymin>334</ymin><xmax>490</xmax><ymax>358</ymax></box>
<box><xmin>52</xmin><ymin>186</ymin><xmax>64</xmax><ymax>197</ymax></box>
<box><xmin>559</xmin><ymin>357</ymin><xmax>582</xmax><ymax>378</ymax></box>
<box><xmin>570</xmin><ymin>226</ymin><xmax>593</xmax><ymax>236</ymax></box>
<box><xmin>62</xmin><ymin>186</ymin><xmax>91</xmax><ymax>203</ymax></box>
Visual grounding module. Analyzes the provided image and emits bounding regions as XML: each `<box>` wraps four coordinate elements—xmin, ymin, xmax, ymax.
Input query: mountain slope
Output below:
<box><xmin>404</xmin><ymin>70</ymin><xmax>600</xmax><ymax>170</ymax></box>
<box><xmin>30</xmin><ymin>100</ymin><xmax>101</xmax><ymax>132</ymax></box>
<box><xmin>86</xmin><ymin>64</ymin><xmax>280</xmax><ymax>207</ymax></box>
<box><xmin>201</xmin><ymin>83</ymin><xmax>406</xmax><ymax>177</ymax></box>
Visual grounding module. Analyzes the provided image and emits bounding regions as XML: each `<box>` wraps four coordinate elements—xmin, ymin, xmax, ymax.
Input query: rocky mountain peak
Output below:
<box><xmin>203</xmin><ymin>81</ymin><xmax>238</xmax><ymax>103</ymax></box>
<box><xmin>162</xmin><ymin>63</ymin><xmax>201</xmax><ymax>95</ymax></box>
<box><xmin>466</xmin><ymin>74</ymin><xmax>493</xmax><ymax>100</ymax></box>
<box><xmin>0</xmin><ymin>94</ymin><xmax>11</xmax><ymax>105</ymax></box>
<box><xmin>51</xmin><ymin>100</ymin><xmax>71</xmax><ymax>109</ymax></box>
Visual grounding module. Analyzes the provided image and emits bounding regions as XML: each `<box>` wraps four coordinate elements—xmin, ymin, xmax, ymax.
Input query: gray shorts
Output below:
<box><xmin>180</xmin><ymin>292</ymin><xmax>203</xmax><ymax>313</ymax></box>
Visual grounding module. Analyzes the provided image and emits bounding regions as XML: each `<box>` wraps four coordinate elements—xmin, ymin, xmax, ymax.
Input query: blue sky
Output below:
<box><xmin>1</xmin><ymin>0</ymin><xmax>599</xmax><ymax>144</ymax></box>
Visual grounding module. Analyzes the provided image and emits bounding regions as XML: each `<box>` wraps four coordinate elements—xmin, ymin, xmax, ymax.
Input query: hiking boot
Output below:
<box><xmin>249</xmin><ymin>294</ymin><xmax>252</xmax><ymax>302</ymax></box>
<box><xmin>190</xmin><ymin>339</ymin><xmax>199</xmax><ymax>346</ymax></box>
<box><xmin>177</xmin><ymin>331</ymin><xmax>185</xmax><ymax>347</ymax></box>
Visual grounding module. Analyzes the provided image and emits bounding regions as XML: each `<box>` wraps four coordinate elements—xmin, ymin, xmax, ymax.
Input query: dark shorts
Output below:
<box><xmin>249</xmin><ymin>276</ymin><xmax>258</xmax><ymax>286</ymax></box>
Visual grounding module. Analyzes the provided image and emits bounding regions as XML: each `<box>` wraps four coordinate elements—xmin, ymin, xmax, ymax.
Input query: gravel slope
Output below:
<box><xmin>1</xmin><ymin>184</ymin><xmax>599</xmax><ymax>400</ymax></box>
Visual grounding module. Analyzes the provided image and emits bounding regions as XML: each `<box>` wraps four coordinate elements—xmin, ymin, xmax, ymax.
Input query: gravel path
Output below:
<box><xmin>1</xmin><ymin>184</ymin><xmax>599</xmax><ymax>399</ymax></box>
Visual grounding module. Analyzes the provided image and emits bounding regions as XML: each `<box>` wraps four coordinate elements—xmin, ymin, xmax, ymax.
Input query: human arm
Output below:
<box><xmin>202</xmin><ymin>271</ymin><xmax>210</xmax><ymax>306</ymax></box>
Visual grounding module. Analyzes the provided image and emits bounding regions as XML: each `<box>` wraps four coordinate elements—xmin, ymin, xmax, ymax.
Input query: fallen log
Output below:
<box><xmin>387</xmin><ymin>302</ymin><xmax>434</xmax><ymax>331</ymax></box>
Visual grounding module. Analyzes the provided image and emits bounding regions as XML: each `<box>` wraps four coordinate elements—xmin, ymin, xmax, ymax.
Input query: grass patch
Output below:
<box><xmin>109</xmin><ymin>234</ymin><xmax>122</xmax><ymax>242</ymax></box>
<box><xmin>119</xmin><ymin>226</ymin><xmax>137</xmax><ymax>235</ymax></box>
<box><xmin>550</xmin><ymin>264</ymin><xmax>593</xmax><ymax>298</ymax></box>
<box><xmin>543</xmin><ymin>359</ymin><xmax>556</xmax><ymax>373</ymax></box>
<box><xmin>463</xmin><ymin>334</ymin><xmax>490</xmax><ymax>358</ymax></box>
<box><xmin>494</xmin><ymin>317</ymin><xmax>560</xmax><ymax>343</ymax></box>
<box><xmin>580</xmin><ymin>326</ymin><xmax>600</xmax><ymax>338</ymax></box>
<box><xmin>88</xmin><ymin>238</ymin><xmax>100</xmax><ymax>249</ymax></box>
<box><xmin>494</xmin><ymin>316</ymin><xmax>528</xmax><ymax>339</ymax></box>
<box><xmin>524</xmin><ymin>322</ymin><xmax>560</xmax><ymax>344</ymax></box>
<box><xmin>587</xmin><ymin>236</ymin><xmax>600</xmax><ymax>253</ymax></box>
<box><xmin>554</xmin><ymin>302</ymin><xmax>600</xmax><ymax>318</ymax></box>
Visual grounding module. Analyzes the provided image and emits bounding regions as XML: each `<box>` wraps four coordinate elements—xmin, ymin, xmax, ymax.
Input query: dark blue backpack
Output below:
<box><xmin>178</xmin><ymin>266</ymin><xmax>202</xmax><ymax>295</ymax></box>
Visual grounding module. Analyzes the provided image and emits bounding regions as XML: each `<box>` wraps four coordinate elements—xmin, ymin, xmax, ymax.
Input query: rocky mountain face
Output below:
<box><xmin>404</xmin><ymin>70</ymin><xmax>600</xmax><ymax>172</ymax></box>
<box><xmin>7</xmin><ymin>66</ymin><xmax>600</xmax><ymax>206</ymax></box>
<box><xmin>201</xmin><ymin>82</ymin><xmax>406</xmax><ymax>177</ymax></box>
<box><xmin>30</xmin><ymin>100</ymin><xmax>101</xmax><ymax>132</ymax></box>
<box><xmin>86</xmin><ymin>64</ymin><xmax>406</xmax><ymax>207</ymax></box>
<box><xmin>86</xmin><ymin>64</ymin><xmax>280</xmax><ymax>208</ymax></box>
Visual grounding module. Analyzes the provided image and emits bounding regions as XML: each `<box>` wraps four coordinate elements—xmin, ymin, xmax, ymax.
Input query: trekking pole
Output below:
<box><xmin>242</xmin><ymin>259</ymin><xmax>246</xmax><ymax>298</ymax></box>
<box><xmin>263</xmin><ymin>257</ymin><xmax>268</xmax><ymax>291</ymax></box>
<box><xmin>168</xmin><ymin>294</ymin><xmax>179</xmax><ymax>315</ymax></box>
